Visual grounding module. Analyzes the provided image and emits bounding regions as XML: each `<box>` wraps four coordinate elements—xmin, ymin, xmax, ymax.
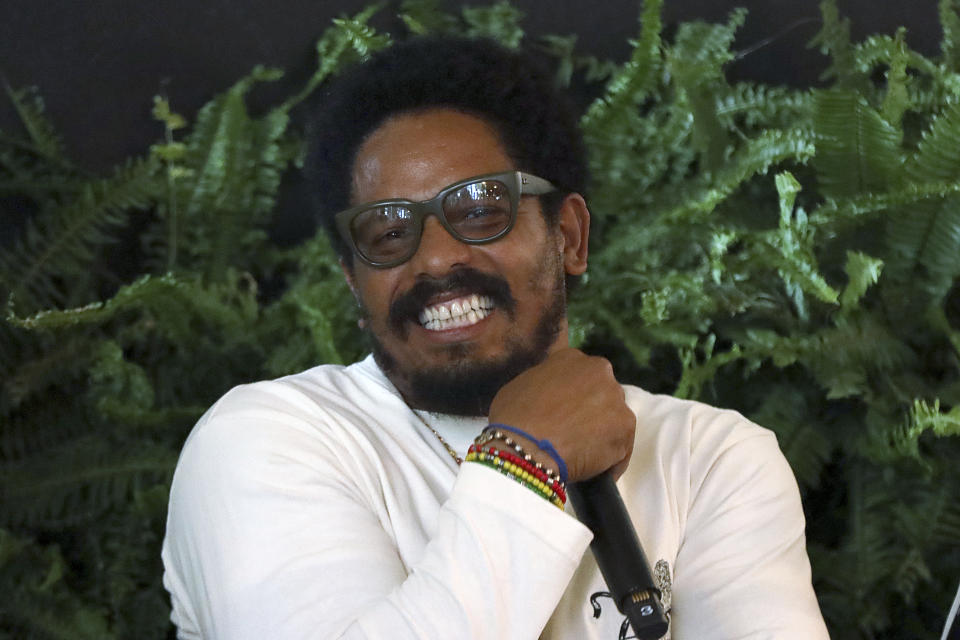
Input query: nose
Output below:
<box><xmin>407</xmin><ymin>216</ymin><xmax>473</xmax><ymax>277</ymax></box>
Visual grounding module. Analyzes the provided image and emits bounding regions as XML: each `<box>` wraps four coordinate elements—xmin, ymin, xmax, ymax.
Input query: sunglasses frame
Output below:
<box><xmin>335</xmin><ymin>170</ymin><xmax>556</xmax><ymax>268</ymax></box>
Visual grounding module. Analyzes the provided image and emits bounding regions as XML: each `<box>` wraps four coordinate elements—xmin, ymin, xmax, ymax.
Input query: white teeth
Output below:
<box><xmin>419</xmin><ymin>295</ymin><xmax>494</xmax><ymax>331</ymax></box>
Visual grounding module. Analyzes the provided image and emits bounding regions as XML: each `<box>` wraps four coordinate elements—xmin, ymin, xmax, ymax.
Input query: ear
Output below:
<box><xmin>340</xmin><ymin>258</ymin><xmax>360</xmax><ymax>302</ymax></box>
<box><xmin>340</xmin><ymin>259</ymin><xmax>369</xmax><ymax>329</ymax></box>
<box><xmin>555</xmin><ymin>193</ymin><xmax>590</xmax><ymax>276</ymax></box>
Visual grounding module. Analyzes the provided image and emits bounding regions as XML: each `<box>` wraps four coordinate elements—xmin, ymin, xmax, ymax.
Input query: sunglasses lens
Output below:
<box><xmin>347</xmin><ymin>178</ymin><xmax>516</xmax><ymax>265</ymax></box>
<box><xmin>351</xmin><ymin>205</ymin><xmax>418</xmax><ymax>264</ymax></box>
<box><xmin>442</xmin><ymin>179</ymin><xmax>513</xmax><ymax>240</ymax></box>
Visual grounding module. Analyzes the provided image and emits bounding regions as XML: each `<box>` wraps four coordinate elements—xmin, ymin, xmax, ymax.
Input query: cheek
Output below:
<box><xmin>352</xmin><ymin>272</ymin><xmax>395</xmax><ymax>318</ymax></box>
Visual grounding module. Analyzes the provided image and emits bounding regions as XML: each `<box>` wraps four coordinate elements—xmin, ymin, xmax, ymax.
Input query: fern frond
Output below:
<box><xmin>839</xmin><ymin>250</ymin><xmax>883</xmax><ymax>309</ymax></box>
<box><xmin>877</xmin><ymin>103</ymin><xmax>960</xmax><ymax>291</ymax></box>
<box><xmin>6</xmin><ymin>274</ymin><xmax>186</xmax><ymax>331</ymax></box>
<box><xmin>0</xmin><ymin>157</ymin><xmax>161</xmax><ymax>310</ymax></box>
<box><xmin>462</xmin><ymin>1</ymin><xmax>525</xmax><ymax>48</ymax></box>
<box><xmin>2</xmin><ymin>83</ymin><xmax>69</xmax><ymax>167</ymax></box>
<box><xmin>879</xmin><ymin>30</ymin><xmax>910</xmax><ymax>129</ymax></box>
<box><xmin>261</xmin><ymin>232</ymin><xmax>363</xmax><ymax>374</ymax></box>
<box><xmin>809</xmin><ymin>179</ymin><xmax>960</xmax><ymax>230</ymax></box>
<box><xmin>0</xmin><ymin>438</ymin><xmax>175</xmax><ymax>528</ymax></box>
<box><xmin>6</xmin><ymin>273</ymin><xmax>259</xmax><ymax>357</ymax></box>
<box><xmin>0</xmin><ymin>395</ymin><xmax>91</xmax><ymax>461</ymax></box>
<box><xmin>668</xmin><ymin>8</ymin><xmax>747</xmax><ymax>169</ymax></box>
<box><xmin>281</xmin><ymin>5</ymin><xmax>391</xmax><ymax>112</ymax></box>
<box><xmin>892</xmin><ymin>477</ymin><xmax>960</xmax><ymax>600</ymax></box>
<box><xmin>906</xmin><ymin>101</ymin><xmax>960</xmax><ymax>184</ymax></box>
<box><xmin>586</xmin><ymin>101</ymin><xmax>693</xmax><ymax>228</ymax></box>
<box><xmin>675</xmin><ymin>340</ymin><xmax>744</xmax><ymax>400</ymax></box>
<box><xmin>739</xmin><ymin>314</ymin><xmax>913</xmax><ymax>400</ymax></box>
<box><xmin>671</xmin><ymin>7</ymin><xmax>746</xmax><ymax>75</ymax></box>
<box><xmin>158</xmin><ymin>66</ymin><xmax>298</xmax><ymax>275</ymax></box>
<box><xmin>813</xmin><ymin>89</ymin><xmax>903</xmax><ymax>198</ymax></box>
<box><xmin>715</xmin><ymin>83</ymin><xmax>813</xmax><ymax>132</ymax></box>
<box><xmin>581</xmin><ymin>0</ymin><xmax>663</xmax><ymax>130</ymax></box>
<box><xmin>654</xmin><ymin>128</ymin><xmax>814</xmax><ymax>228</ymax></box>
<box><xmin>908</xmin><ymin>398</ymin><xmax>960</xmax><ymax>437</ymax></box>
<box><xmin>941</xmin><ymin>0</ymin><xmax>960</xmax><ymax>72</ymax></box>
<box><xmin>809</xmin><ymin>0</ymin><xmax>861</xmax><ymax>89</ymax></box>
<box><xmin>86</xmin><ymin>340</ymin><xmax>155</xmax><ymax>421</ymax></box>
<box><xmin>0</xmin><ymin>529</ymin><xmax>116</xmax><ymax>640</ymax></box>
<box><xmin>1</xmin><ymin>335</ymin><xmax>98</xmax><ymax>415</ymax></box>
<box><xmin>886</xmin><ymin>196</ymin><xmax>960</xmax><ymax>298</ymax></box>
<box><xmin>810</xmin><ymin>464</ymin><xmax>901</xmax><ymax>634</ymax></box>
<box><xmin>746</xmin><ymin>386</ymin><xmax>832</xmax><ymax>488</ymax></box>
<box><xmin>854</xmin><ymin>32</ymin><xmax>941</xmax><ymax>80</ymax></box>
<box><xmin>398</xmin><ymin>0</ymin><xmax>459</xmax><ymax>36</ymax></box>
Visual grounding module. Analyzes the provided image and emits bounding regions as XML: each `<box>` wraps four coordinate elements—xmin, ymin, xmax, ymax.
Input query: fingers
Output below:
<box><xmin>488</xmin><ymin>349</ymin><xmax>636</xmax><ymax>483</ymax></box>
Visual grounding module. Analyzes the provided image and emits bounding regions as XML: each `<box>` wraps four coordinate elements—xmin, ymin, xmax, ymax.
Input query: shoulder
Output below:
<box><xmin>620</xmin><ymin>385</ymin><xmax>794</xmax><ymax>509</ymax></box>
<box><xmin>622</xmin><ymin>384</ymin><xmax>777</xmax><ymax>456</ymax></box>
<box><xmin>187</xmin><ymin>355</ymin><xmax>394</xmax><ymax>443</ymax></box>
<box><xmin>172</xmin><ymin>356</ymin><xmax>403</xmax><ymax>491</ymax></box>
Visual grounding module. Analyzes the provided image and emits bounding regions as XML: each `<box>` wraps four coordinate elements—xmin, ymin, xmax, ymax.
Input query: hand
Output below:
<box><xmin>487</xmin><ymin>348</ymin><xmax>636</xmax><ymax>483</ymax></box>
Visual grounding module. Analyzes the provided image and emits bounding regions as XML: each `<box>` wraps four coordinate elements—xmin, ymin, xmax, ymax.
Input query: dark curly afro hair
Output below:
<box><xmin>305</xmin><ymin>35</ymin><xmax>588</xmax><ymax>265</ymax></box>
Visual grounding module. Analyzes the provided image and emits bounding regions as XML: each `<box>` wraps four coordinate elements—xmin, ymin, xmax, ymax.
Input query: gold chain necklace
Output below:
<box><xmin>413</xmin><ymin>411</ymin><xmax>463</xmax><ymax>466</ymax></box>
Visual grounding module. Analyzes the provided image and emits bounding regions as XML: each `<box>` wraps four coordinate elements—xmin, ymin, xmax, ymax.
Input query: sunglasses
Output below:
<box><xmin>335</xmin><ymin>171</ymin><xmax>556</xmax><ymax>268</ymax></box>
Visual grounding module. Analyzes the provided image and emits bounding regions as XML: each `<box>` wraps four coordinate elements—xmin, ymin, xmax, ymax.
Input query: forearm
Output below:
<box><xmin>165</xmin><ymin>451</ymin><xmax>591</xmax><ymax>640</ymax></box>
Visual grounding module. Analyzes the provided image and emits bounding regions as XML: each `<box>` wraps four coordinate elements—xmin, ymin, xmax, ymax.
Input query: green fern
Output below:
<box><xmin>1</xmin><ymin>84</ymin><xmax>70</xmax><ymax>168</ymax></box>
<box><xmin>809</xmin><ymin>0</ymin><xmax>862</xmax><ymax>90</ymax></box>
<box><xmin>2</xmin><ymin>3</ymin><xmax>960</xmax><ymax>638</ymax></box>
<box><xmin>462</xmin><ymin>1</ymin><xmax>525</xmax><ymax>47</ymax></box>
<box><xmin>941</xmin><ymin>0</ymin><xmax>960</xmax><ymax>71</ymax></box>
<box><xmin>0</xmin><ymin>528</ymin><xmax>115</xmax><ymax>640</ymax></box>
<box><xmin>813</xmin><ymin>89</ymin><xmax>903</xmax><ymax>198</ymax></box>
<box><xmin>0</xmin><ymin>157</ymin><xmax>161</xmax><ymax>311</ymax></box>
<box><xmin>0</xmin><ymin>438</ymin><xmax>174</xmax><ymax>529</ymax></box>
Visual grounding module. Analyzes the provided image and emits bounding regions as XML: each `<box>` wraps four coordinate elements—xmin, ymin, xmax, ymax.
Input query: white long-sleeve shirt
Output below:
<box><xmin>162</xmin><ymin>355</ymin><xmax>829</xmax><ymax>639</ymax></box>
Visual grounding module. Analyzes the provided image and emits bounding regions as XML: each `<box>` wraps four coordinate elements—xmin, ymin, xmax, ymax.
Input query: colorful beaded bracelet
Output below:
<box><xmin>469</xmin><ymin>443</ymin><xmax>568</xmax><ymax>504</ymax></box>
<box><xmin>465</xmin><ymin>450</ymin><xmax>565</xmax><ymax>509</ymax></box>
<box><xmin>474</xmin><ymin>427</ymin><xmax>568</xmax><ymax>488</ymax></box>
<box><xmin>486</xmin><ymin>423</ymin><xmax>569</xmax><ymax>484</ymax></box>
<box><xmin>466</xmin><ymin>448</ymin><xmax>565</xmax><ymax>507</ymax></box>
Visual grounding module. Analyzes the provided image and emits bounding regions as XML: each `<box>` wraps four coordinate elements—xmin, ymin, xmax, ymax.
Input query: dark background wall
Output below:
<box><xmin>0</xmin><ymin>1</ymin><xmax>941</xmax><ymax>173</ymax></box>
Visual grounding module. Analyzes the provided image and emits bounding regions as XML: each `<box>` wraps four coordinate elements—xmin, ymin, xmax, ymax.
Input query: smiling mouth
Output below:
<box><xmin>418</xmin><ymin>294</ymin><xmax>495</xmax><ymax>331</ymax></box>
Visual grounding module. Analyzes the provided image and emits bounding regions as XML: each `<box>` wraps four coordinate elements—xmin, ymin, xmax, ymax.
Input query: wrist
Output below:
<box><xmin>466</xmin><ymin>424</ymin><xmax>569</xmax><ymax>509</ymax></box>
<box><xmin>484</xmin><ymin>423</ymin><xmax>569</xmax><ymax>484</ymax></box>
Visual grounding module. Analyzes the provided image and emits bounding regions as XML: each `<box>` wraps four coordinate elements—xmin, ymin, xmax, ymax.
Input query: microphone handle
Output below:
<box><xmin>567</xmin><ymin>472</ymin><xmax>669</xmax><ymax>640</ymax></box>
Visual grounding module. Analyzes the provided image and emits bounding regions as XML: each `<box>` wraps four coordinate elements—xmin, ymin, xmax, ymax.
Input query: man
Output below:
<box><xmin>162</xmin><ymin>36</ymin><xmax>829</xmax><ymax>639</ymax></box>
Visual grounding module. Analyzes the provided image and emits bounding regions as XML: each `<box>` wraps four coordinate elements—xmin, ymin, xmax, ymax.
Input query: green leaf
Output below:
<box><xmin>941</xmin><ymin>0</ymin><xmax>960</xmax><ymax>71</ymax></box>
<box><xmin>2</xmin><ymin>83</ymin><xmax>68</xmax><ymax>165</ymax></box>
<box><xmin>582</xmin><ymin>0</ymin><xmax>663</xmax><ymax>130</ymax></box>
<box><xmin>0</xmin><ymin>157</ymin><xmax>161</xmax><ymax>310</ymax></box>
<box><xmin>840</xmin><ymin>251</ymin><xmax>884</xmax><ymax>309</ymax></box>
<box><xmin>462</xmin><ymin>1</ymin><xmax>525</xmax><ymax>48</ymax></box>
<box><xmin>151</xmin><ymin>96</ymin><xmax>186</xmax><ymax>131</ymax></box>
<box><xmin>809</xmin><ymin>0</ymin><xmax>861</xmax><ymax>89</ymax></box>
<box><xmin>813</xmin><ymin>89</ymin><xmax>903</xmax><ymax>198</ymax></box>
<box><xmin>879</xmin><ymin>29</ymin><xmax>910</xmax><ymax>129</ymax></box>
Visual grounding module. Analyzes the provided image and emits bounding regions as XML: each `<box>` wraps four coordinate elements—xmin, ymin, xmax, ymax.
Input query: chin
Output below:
<box><xmin>370</xmin><ymin>316</ymin><xmax>563</xmax><ymax>417</ymax></box>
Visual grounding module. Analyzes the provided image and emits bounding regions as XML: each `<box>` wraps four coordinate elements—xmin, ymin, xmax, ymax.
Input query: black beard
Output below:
<box><xmin>365</xmin><ymin>266</ymin><xmax>566</xmax><ymax>416</ymax></box>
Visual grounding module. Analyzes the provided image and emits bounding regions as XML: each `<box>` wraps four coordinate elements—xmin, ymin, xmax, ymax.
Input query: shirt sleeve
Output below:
<box><xmin>671</xmin><ymin>418</ymin><xmax>830</xmax><ymax>639</ymax></box>
<box><xmin>161</xmin><ymin>385</ymin><xmax>592</xmax><ymax>640</ymax></box>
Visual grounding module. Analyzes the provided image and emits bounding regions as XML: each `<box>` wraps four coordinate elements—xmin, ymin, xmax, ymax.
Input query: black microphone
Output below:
<box><xmin>567</xmin><ymin>472</ymin><xmax>669</xmax><ymax>640</ymax></box>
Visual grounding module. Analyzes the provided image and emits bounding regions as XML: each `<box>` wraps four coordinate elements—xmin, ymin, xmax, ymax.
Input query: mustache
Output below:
<box><xmin>388</xmin><ymin>269</ymin><xmax>517</xmax><ymax>334</ymax></box>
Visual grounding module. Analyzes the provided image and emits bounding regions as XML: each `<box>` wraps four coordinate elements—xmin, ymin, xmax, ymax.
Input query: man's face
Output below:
<box><xmin>344</xmin><ymin>108</ymin><xmax>587</xmax><ymax>416</ymax></box>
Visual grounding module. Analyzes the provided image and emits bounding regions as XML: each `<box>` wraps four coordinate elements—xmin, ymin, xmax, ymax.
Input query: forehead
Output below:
<box><xmin>350</xmin><ymin>108</ymin><xmax>516</xmax><ymax>205</ymax></box>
